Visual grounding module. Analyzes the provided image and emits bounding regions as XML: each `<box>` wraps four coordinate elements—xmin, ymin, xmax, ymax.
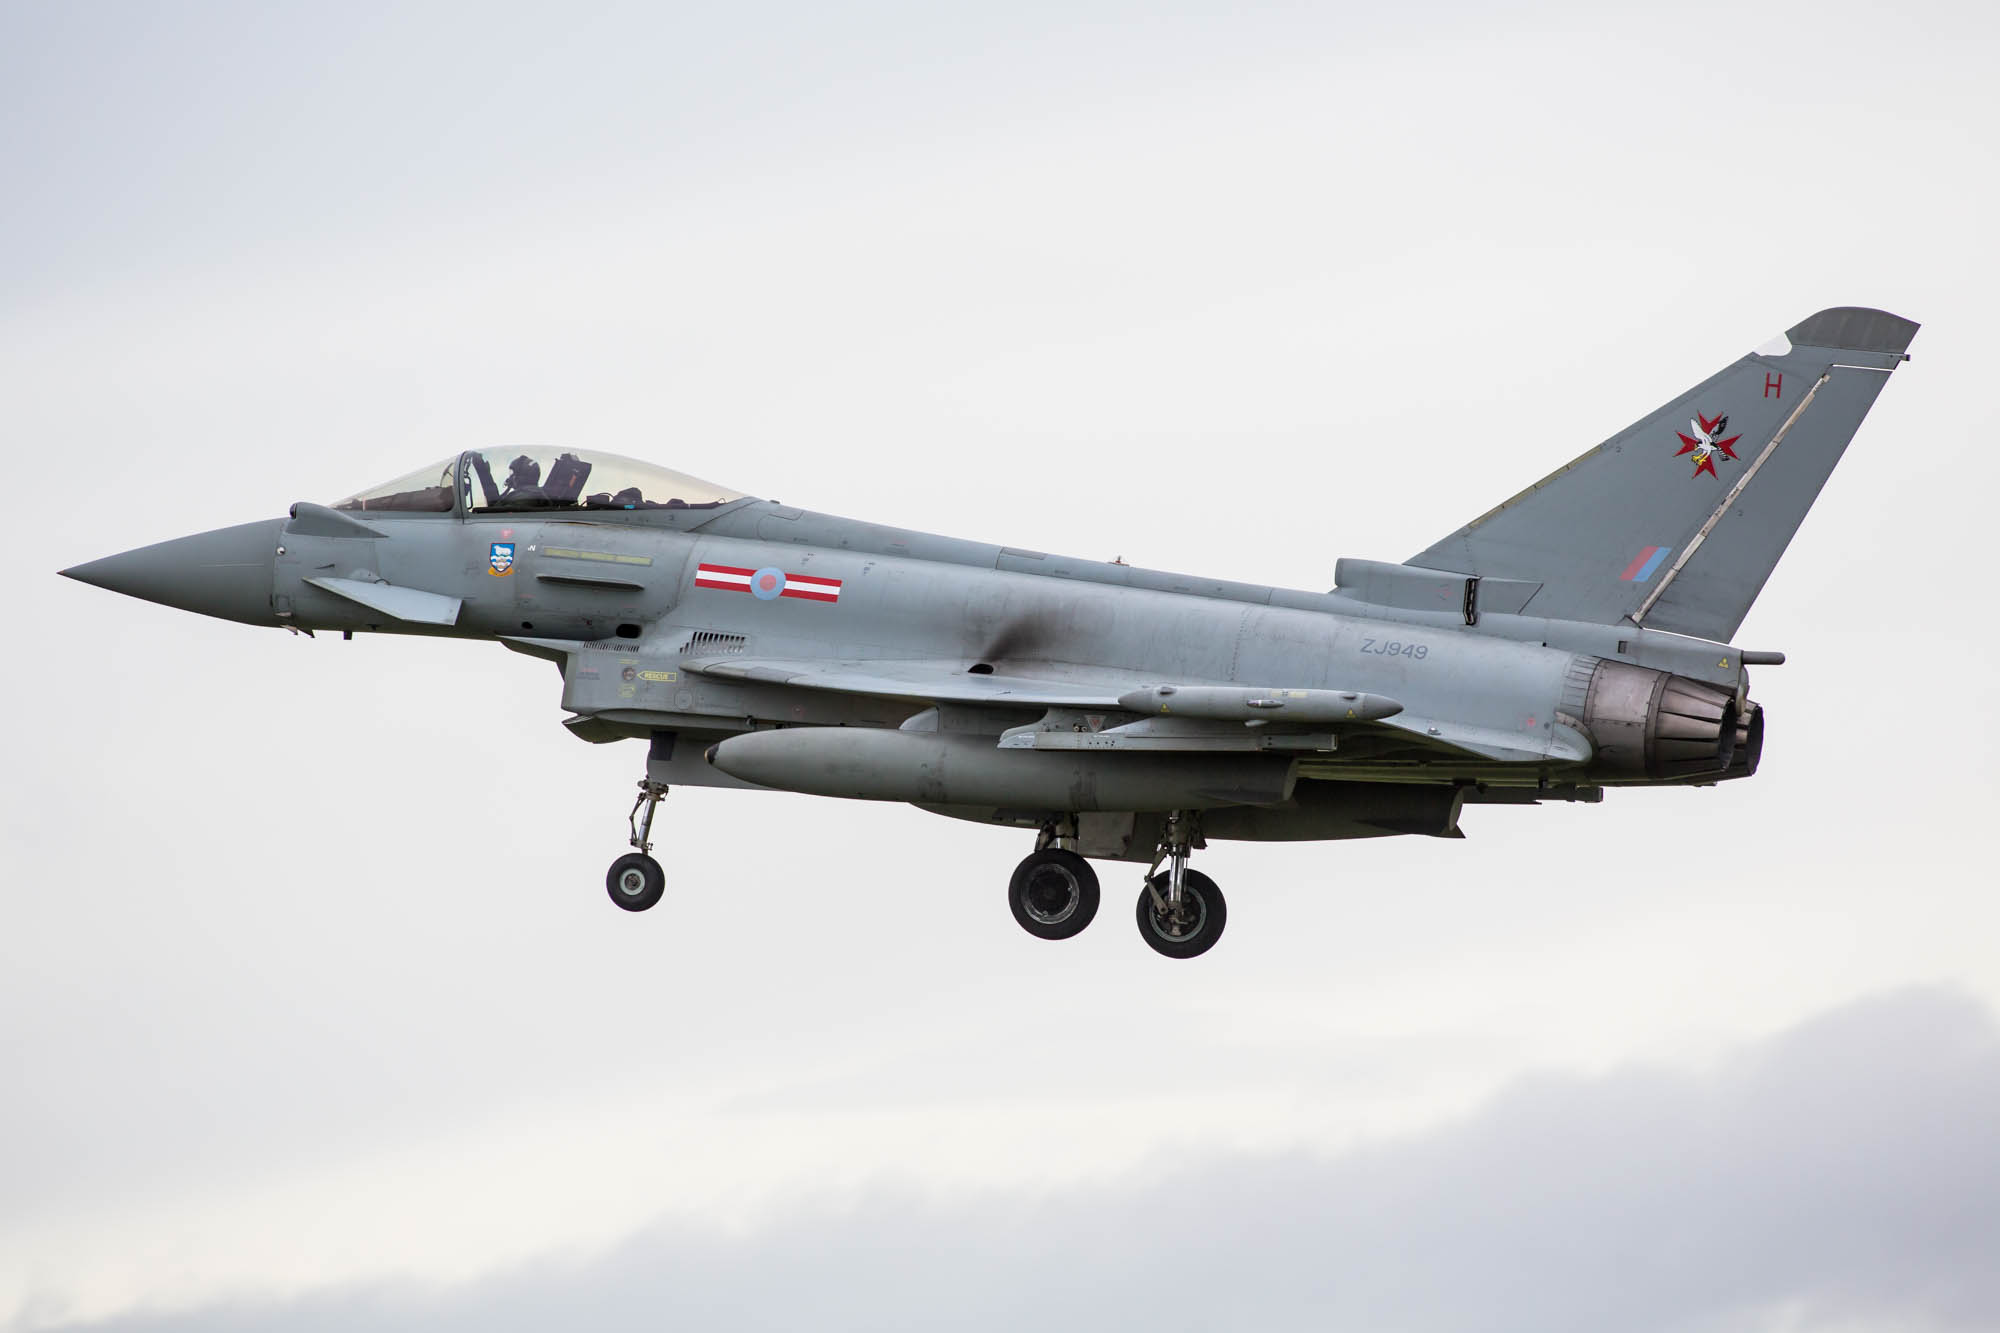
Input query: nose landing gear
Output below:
<box><xmin>606</xmin><ymin>778</ymin><xmax>668</xmax><ymax>912</ymax></box>
<box><xmin>1136</xmin><ymin>811</ymin><xmax>1226</xmax><ymax>958</ymax></box>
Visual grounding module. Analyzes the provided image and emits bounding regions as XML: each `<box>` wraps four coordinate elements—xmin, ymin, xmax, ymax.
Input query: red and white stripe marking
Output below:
<box><xmin>775</xmin><ymin>572</ymin><xmax>842</xmax><ymax>602</ymax></box>
<box><xmin>693</xmin><ymin>564</ymin><xmax>757</xmax><ymax>592</ymax></box>
<box><xmin>694</xmin><ymin>563</ymin><xmax>843</xmax><ymax>603</ymax></box>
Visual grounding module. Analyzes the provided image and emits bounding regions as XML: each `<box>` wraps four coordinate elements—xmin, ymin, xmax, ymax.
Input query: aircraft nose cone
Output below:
<box><xmin>61</xmin><ymin>518</ymin><xmax>286</xmax><ymax>626</ymax></box>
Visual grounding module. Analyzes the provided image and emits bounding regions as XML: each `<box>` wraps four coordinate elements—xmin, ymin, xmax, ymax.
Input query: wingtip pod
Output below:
<box><xmin>1784</xmin><ymin>307</ymin><xmax>1920</xmax><ymax>356</ymax></box>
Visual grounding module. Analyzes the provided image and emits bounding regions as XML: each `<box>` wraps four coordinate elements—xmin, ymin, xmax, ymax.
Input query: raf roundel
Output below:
<box><xmin>693</xmin><ymin>562</ymin><xmax>844</xmax><ymax>603</ymax></box>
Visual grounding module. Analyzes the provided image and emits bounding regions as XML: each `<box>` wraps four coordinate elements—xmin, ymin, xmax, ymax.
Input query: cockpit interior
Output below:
<box><xmin>333</xmin><ymin>449</ymin><xmax>745</xmax><ymax>516</ymax></box>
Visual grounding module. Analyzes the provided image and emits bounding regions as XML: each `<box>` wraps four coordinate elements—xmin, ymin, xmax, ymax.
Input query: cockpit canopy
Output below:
<box><xmin>336</xmin><ymin>457</ymin><xmax>458</xmax><ymax>512</ymax></box>
<box><xmin>333</xmin><ymin>449</ymin><xmax>745</xmax><ymax>515</ymax></box>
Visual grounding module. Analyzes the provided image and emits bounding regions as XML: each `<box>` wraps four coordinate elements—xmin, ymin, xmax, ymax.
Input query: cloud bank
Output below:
<box><xmin>45</xmin><ymin>988</ymin><xmax>2000</xmax><ymax>1333</ymax></box>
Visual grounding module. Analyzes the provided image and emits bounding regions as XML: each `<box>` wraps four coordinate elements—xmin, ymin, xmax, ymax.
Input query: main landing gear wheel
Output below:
<box><xmin>1008</xmin><ymin>848</ymin><xmax>1100</xmax><ymax>940</ymax></box>
<box><xmin>606</xmin><ymin>852</ymin><xmax>665</xmax><ymax>912</ymax></box>
<box><xmin>1137</xmin><ymin>869</ymin><xmax>1226</xmax><ymax>959</ymax></box>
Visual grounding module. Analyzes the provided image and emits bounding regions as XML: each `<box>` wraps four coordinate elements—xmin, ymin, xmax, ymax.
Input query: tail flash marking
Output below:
<box><xmin>1619</xmin><ymin>546</ymin><xmax>1672</xmax><ymax>582</ymax></box>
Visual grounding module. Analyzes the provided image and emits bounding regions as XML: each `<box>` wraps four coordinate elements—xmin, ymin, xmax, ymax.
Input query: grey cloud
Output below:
<box><xmin>45</xmin><ymin>987</ymin><xmax>2000</xmax><ymax>1333</ymax></box>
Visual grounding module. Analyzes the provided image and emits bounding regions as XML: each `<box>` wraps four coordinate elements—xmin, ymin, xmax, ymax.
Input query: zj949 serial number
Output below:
<box><xmin>1360</xmin><ymin>638</ymin><xmax>1428</xmax><ymax>659</ymax></box>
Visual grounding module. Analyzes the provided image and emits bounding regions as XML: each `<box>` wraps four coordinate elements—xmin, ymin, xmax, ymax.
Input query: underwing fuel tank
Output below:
<box><xmin>1575</xmin><ymin>659</ymin><xmax>1763</xmax><ymax>782</ymax></box>
<box><xmin>706</xmin><ymin>728</ymin><xmax>1295</xmax><ymax>810</ymax></box>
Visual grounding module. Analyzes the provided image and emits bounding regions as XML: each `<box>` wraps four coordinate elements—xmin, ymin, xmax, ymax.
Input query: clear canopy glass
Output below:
<box><xmin>462</xmin><ymin>448</ymin><xmax>744</xmax><ymax>513</ymax></box>
<box><xmin>332</xmin><ymin>449</ymin><xmax>744</xmax><ymax>515</ymax></box>
<box><xmin>332</xmin><ymin>457</ymin><xmax>459</xmax><ymax>512</ymax></box>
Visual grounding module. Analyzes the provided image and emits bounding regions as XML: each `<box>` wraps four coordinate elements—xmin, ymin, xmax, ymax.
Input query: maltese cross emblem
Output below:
<box><xmin>1674</xmin><ymin>411</ymin><xmax>1741</xmax><ymax>479</ymax></box>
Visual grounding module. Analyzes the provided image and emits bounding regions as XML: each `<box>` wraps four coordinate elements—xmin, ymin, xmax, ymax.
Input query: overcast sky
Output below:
<box><xmin>4</xmin><ymin>2</ymin><xmax>1997</xmax><ymax>1330</ymax></box>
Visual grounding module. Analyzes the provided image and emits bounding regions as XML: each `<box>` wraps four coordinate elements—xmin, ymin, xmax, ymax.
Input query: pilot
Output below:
<box><xmin>613</xmin><ymin>486</ymin><xmax>644</xmax><ymax>507</ymax></box>
<box><xmin>501</xmin><ymin>455</ymin><xmax>546</xmax><ymax>502</ymax></box>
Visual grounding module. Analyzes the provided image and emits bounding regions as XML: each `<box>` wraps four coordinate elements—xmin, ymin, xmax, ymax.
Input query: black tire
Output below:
<box><xmin>1008</xmin><ymin>848</ymin><xmax>1100</xmax><ymax>940</ymax></box>
<box><xmin>606</xmin><ymin>852</ymin><xmax>665</xmax><ymax>912</ymax></box>
<box><xmin>1136</xmin><ymin>869</ymin><xmax>1226</xmax><ymax>959</ymax></box>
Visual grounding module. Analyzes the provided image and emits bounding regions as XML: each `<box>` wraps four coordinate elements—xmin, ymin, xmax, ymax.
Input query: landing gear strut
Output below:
<box><xmin>606</xmin><ymin>778</ymin><xmax>667</xmax><ymax>912</ymax></box>
<box><xmin>1007</xmin><ymin>816</ymin><xmax>1099</xmax><ymax>940</ymax></box>
<box><xmin>1137</xmin><ymin>811</ymin><xmax>1226</xmax><ymax>958</ymax></box>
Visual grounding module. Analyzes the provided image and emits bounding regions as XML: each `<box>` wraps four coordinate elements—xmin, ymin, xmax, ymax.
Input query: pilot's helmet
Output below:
<box><xmin>507</xmin><ymin>455</ymin><xmax>541</xmax><ymax>488</ymax></box>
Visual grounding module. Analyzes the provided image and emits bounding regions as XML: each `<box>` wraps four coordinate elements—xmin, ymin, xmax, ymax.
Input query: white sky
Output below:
<box><xmin>4</xmin><ymin>2</ymin><xmax>1997</xmax><ymax>1330</ymax></box>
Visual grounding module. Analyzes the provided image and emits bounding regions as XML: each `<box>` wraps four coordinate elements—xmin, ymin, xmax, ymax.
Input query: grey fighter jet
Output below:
<box><xmin>61</xmin><ymin>306</ymin><xmax>1917</xmax><ymax>958</ymax></box>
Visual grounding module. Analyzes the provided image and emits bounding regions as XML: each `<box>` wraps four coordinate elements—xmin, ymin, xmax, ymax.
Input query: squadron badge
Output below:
<box><xmin>1674</xmin><ymin>411</ymin><xmax>1741</xmax><ymax>479</ymax></box>
<box><xmin>489</xmin><ymin>542</ymin><xmax>516</xmax><ymax>576</ymax></box>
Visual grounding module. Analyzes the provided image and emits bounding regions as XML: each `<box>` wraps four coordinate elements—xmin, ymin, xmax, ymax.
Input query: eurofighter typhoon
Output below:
<box><xmin>62</xmin><ymin>307</ymin><xmax>1916</xmax><ymax>958</ymax></box>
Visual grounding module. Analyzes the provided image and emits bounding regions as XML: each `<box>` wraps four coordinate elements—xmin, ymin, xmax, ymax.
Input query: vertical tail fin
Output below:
<box><xmin>1409</xmin><ymin>307</ymin><xmax>1918</xmax><ymax>640</ymax></box>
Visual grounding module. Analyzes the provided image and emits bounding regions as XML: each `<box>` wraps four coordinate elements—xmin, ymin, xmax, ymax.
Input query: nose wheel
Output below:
<box><xmin>606</xmin><ymin>778</ymin><xmax>668</xmax><ymax>913</ymax></box>
<box><xmin>606</xmin><ymin>851</ymin><xmax>665</xmax><ymax>911</ymax></box>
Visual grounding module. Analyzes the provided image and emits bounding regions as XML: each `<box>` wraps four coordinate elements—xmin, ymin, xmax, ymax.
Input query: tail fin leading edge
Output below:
<box><xmin>1408</xmin><ymin>307</ymin><xmax>1918</xmax><ymax>641</ymax></box>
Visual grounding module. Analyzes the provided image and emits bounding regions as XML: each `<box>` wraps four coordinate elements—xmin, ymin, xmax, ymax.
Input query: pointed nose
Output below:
<box><xmin>61</xmin><ymin>518</ymin><xmax>286</xmax><ymax>626</ymax></box>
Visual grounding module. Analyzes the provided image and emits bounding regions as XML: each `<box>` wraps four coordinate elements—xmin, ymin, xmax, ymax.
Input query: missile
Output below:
<box><xmin>1115</xmin><ymin>684</ymin><xmax>1403</xmax><ymax>724</ymax></box>
<box><xmin>706</xmin><ymin>727</ymin><xmax>1293</xmax><ymax>810</ymax></box>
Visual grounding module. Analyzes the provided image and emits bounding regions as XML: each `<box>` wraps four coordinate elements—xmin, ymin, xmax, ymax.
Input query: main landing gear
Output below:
<box><xmin>1005</xmin><ymin>812</ymin><xmax>1228</xmax><ymax>959</ymax></box>
<box><xmin>1137</xmin><ymin>811</ymin><xmax>1226</xmax><ymax>959</ymax></box>
<box><xmin>1007</xmin><ymin>818</ymin><xmax>1100</xmax><ymax>940</ymax></box>
<box><xmin>606</xmin><ymin>779</ymin><xmax>668</xmax><ymax>912</ymax></box>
